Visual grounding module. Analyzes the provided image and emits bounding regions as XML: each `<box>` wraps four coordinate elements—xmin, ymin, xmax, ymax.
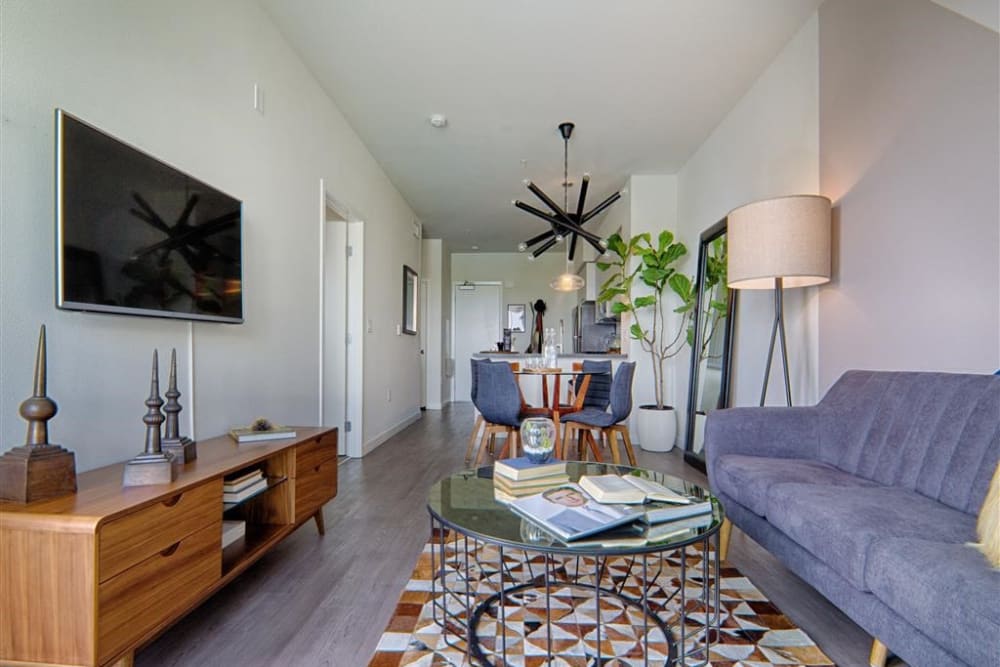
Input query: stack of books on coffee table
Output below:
<box><xmin>492</xmin><ymin>457</ymin><xmax>570</xmax><ymax>503</ymax></box>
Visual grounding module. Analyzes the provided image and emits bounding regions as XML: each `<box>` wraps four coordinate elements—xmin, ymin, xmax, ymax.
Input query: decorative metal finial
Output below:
<box><xmin>20</xmin><ymin>325</ymin><xmax>58</xmax><ymax>448</ymax></box>
<box><xmin>123</xmin><ymin>349</ymin><xmax>176</xmax><ymax>487</ymax></box>
<box><xmin>0</xmin><ymin>324</ymin><xmax>77</xmax><ymax>503</ymax></box>
<box><xmin>143</xmin><ymin>350</ymin><xmax>165</xmax><ymax>454</ymax></box>
<box><xmin>161</xmin><ymin>348</ymin><xmax>196</xmax><ymax>462</ymax></box>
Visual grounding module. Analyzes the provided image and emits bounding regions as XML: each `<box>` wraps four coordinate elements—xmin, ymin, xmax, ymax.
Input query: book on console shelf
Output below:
<box><xmin>222</xmin><ymin>477</ymin><xmax>269</xmax><ymax>503</ymax></box>
<box><xmin>223</xmin><ymin>469</ymin><xmax>264</xmax><ymax>493</ymax></box>
<box><xmin>578</xmin><ymin>473</ymin><xmax>694</xmax><ymax>505</ymax></box>
<box><xmin>221</xmin><ymin>520</ymin><xmax>246</xmax><ymax>549</ymax></box>
<box><xmin>493</xmin><ymin>456</ymin><xmax>567</xmax><ymax>481</ymax></box>
<box><xmin>229</xmin><ymin>425</ymin><xmax>297</xmax><ymax>443</ymax></box>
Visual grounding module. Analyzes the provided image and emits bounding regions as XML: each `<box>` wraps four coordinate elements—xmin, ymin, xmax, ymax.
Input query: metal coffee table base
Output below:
<box><xmin>429</xmin><ymin>516</ymin><xmax>721</xmax><ymax>667</ymax></box>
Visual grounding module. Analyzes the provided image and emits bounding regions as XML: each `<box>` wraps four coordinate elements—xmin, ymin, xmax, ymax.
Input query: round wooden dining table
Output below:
<box><xmin>514</xmin><ymin>368</ymin><xmax>609</xmax><ymax>459</ymax></box>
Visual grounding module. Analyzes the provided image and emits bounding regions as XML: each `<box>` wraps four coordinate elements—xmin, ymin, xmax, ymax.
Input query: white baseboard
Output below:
<box><xmin>362</xmin><ymin>411</ymin><xmax>422</xmax><ymax>456</ymax></box>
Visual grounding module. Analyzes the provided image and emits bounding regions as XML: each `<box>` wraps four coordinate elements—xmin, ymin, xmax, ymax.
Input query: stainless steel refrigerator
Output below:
<box><xmin>572</xmin><ymin>301</ymin><xmax>618</xmax><ymax>353</ymax></box>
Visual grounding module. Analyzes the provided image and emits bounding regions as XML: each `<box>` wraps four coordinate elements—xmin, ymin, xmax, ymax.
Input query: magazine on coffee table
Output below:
<box><xmin>508</xmin><ymin>483</ymin><xmax>645</xmax><ymax>541</ymax></box>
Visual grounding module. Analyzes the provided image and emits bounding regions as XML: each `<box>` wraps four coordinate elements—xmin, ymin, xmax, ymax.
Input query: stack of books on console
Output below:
<box><xmin>492</xmin><ymin>457</ymin><xmax>570</xmax><ymax>504</ymax></box>
<box><xmin>223</xmin><ymin>468</ymin><xmax>268</xmax><ymax>505</ymax></box>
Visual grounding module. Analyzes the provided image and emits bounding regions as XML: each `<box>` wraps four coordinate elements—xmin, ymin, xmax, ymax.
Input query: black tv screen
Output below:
<box><xmin>56</xmin><ymin>110</ymin><xmax>243</xmax><ymax>323</ymax></box>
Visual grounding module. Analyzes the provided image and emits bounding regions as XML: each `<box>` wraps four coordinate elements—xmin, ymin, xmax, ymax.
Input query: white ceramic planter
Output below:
<box><xmin>636</xmin><ymin>405</ymin><xmax>677</xmax><ymax>452</ymax></box>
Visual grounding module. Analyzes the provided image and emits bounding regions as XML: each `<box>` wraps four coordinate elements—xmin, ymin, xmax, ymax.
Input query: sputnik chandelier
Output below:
<box><xmin>514</xmin><ymin>122</ymin><xmax>620</xmax><ymax>260</ymax></box>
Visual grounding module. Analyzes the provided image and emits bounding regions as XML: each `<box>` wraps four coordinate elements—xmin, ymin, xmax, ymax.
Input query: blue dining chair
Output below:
<box><xmin>561</xmin><ymin>362</ymin><xmax>637</xmax><ymax>465</ymax></box>
<box><xmin>468</xmin><ymin>360</ymin><xmax>524</xmax><ymax>465</ymax></box>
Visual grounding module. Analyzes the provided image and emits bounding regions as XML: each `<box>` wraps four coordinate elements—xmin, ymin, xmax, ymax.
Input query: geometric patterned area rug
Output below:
<box><xmin>368</xmin><ymin>536</ymin><xmax>833</xmax><ymax>667</ymax></box>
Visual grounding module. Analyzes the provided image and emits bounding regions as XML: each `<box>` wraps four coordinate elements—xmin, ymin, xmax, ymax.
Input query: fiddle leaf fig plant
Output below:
<box><xmin>597</xmin><ymin>230</ymin><xmax>696</xmax><ymax>410</ymax></box>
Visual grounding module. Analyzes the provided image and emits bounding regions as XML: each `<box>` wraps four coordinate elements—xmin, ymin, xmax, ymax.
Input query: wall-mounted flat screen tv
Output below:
<box><xmin>56</xmin><ymin>109</ymin><xmax>243</xmax><ymax>323</ymax></box>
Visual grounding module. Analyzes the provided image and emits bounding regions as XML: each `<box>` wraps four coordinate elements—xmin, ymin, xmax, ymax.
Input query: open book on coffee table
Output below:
<box><xmin>579</xmin><ymin>473</ymin><xmax>694</xmax><ymax>505</ymax></box>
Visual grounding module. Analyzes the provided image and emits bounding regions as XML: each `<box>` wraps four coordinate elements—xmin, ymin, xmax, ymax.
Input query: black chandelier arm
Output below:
<box><xmin>567</xmin><ymin>232</ymin><xmax>580</xmax><ymax>261</ymax></box>
<box><xmin>554</xmin><ymin>217</ymin><xmax>603</xmax><ymax>244</ymax></box>
<box><xmin>514</xmin><ymin>201</ymin><xmax>572</xmax><ymax>239</ymax></box>
<box><xmin>531</xmin><ymin>237</ymin><xmax>559</xmax><ymax>258</ymax></box>
<box><xmin>583</xmin><ymin>236</ymin><xmax>606</xmax><ymax>255</ymax></box>
<box><xmin>582</xmin><ymin>191</ymin><xmax>622</xmax><ymax>223</ymax></box>
<box><xmin>575</xmin><ymin>174</ymin><xmax>590</xmax><ymax>220</ymax></box>
<box><xmin>526</xmin><ymin>182</ymin><xmax>577</xmax><ymax>227</ymax></box>
<box><xmin>523</xmin><ymin>229</ymin><xmax>555</xmax><ymax>248</ymax></box>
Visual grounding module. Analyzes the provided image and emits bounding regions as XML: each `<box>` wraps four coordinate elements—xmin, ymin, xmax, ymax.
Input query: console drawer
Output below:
<box><xmin>294</xmin><ymin>457</ymin><xmax>337</xmax><ymax>523</ymax></box>
<box><xmin>295</xmin><ymin>431</ymin><xmax>338</xmax><ymax>475</ymax></box>
<box><xmin>98</xmin><ymin>520</ymin><xmax>221</xmax><ymax>665</ymax></box>
<box><xmin>98</xmin><ymin>479</ymin><xmax>221</xmax><ymax>582</ymax></box>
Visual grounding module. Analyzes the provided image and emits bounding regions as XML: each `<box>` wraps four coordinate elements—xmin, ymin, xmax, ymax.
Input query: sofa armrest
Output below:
<box><xmin>704</xmin><ymin>406</ymin><xmax>820</xmax><ymax>489</ymax></box>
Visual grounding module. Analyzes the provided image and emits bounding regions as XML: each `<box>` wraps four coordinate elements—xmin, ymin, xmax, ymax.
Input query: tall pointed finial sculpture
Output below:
<box><xmin>161</xmin><ymin>348</ymin><xmax>196</xmax><ymax>462</ymax></box>
<box><xmin>0</xmin><ymin>325</ymin><xmax>78</xmax><ymax>503</ymax></box>
<box><xmin>122</xmin><ymin>350</ymin><xmax>176</xmax><ymax>487</ymax></box>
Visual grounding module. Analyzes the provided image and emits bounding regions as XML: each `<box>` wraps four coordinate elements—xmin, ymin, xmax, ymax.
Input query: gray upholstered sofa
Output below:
<box><xmin>705</xmin><ymin>370</ymin><xmax>999</xmax><ymax>667</ymax></box>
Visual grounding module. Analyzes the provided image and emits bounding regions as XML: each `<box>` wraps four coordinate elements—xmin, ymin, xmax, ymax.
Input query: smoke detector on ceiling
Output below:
<box><xmin>429</xmin><ymin>114</ymin><xmax>448</xmax><ymax>128</ymax></box>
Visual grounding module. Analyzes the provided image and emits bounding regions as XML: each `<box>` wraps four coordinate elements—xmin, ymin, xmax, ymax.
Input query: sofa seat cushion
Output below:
<box><xmin>865</xmin><ymin>537</ymin><xmax>1000</xmax><ymax>667</ymax></box>
<box><xmin>766</xmin><ymin>483</ymin><xmax>977</xmax><ymax>591</ymax></box>
<box><xmin>713</xmin><ymin>455</ymin><xmax>880</xmax><ymax>517</ymax></box>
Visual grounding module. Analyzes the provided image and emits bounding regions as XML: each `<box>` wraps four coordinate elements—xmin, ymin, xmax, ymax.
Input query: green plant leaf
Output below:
<box><xmin>595</xmin><ymin>262</ymin><xmax>611</xmax><ymax>272</ymax></box>
<box><xmin>611</xmin><ymin>301</ymin><xmax>630</xmax><ymax>314</ymax></box>
<box><xmin>632</xmin><ymin>295</ymin><xmax>657</xmax><ymax>309</ymax></box>
<box><xmin>629</xmin><ymin>323</ymin><xmax>644</xmax><ymax>340</ymax></box>
<box><xmin>642</xmin><ymin>267</ymin><xmax>668</xmax><ymax>284</ymax></box>
<box><xmin>668</xmin><ymin>273</ymin><xmax>691</xmax><ymax>298</ymax></box>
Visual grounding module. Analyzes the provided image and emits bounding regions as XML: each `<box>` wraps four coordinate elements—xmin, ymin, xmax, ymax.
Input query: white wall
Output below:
<box><xmin>818</xmin><ymin>0</ymin><xmax>999</xmax><ymax>387</ymax></box>
<box><xmin>626</xmin><ymin>175</ymin><xmax>681</xmax><ymax>426</ymax></box>
<box><xmin>451</xmin><ymin>253</ymin><xmax>580</xmax><ymax>353</ymax></box>
<box><xmin>676</xmin><ymin>13</ymin><xmax>820</xmax><ymax>426</ymax></box>
<box><xmin>421</xmin><ymin>239</ymin><xmax>445</xmax><ymax>409</ymax></box>
<box><xmin>0</xmin><ymin>0</ymin><xmax>421</xmax><ymax>470</ymax></box>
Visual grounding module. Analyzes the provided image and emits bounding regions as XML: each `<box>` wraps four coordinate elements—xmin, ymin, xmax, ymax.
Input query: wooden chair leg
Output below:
<box><xmin>576</xmin><ymin>430</ymin><xmax>586</xmax><ymax>460</ymax></box>
<box><xmin>584</xmin><ymin>430</ymin><xmax>603</xmax><ymax>462</ymax></box>
<box><xmin>475</xmin><ymin>428</ymin><xmax>493</xmax><ymax>466</ymax></box>
<box><xmin>618</xmin><ymin>426</ymin><xmax>637</xmax><ymax>466</ymax></box>
<box><xmin>869</xmin><ymin>638</ymin><xmax>889</xmax><ymax>667</ymax></box>
<box><xmin>496</xmin><ymin>427</ymin><xmax>512</xmax><ymax>459</ymax></box>
<box><xmin>718</xmin><ymin>518</ymin><xmax>733</xmax><ymax>561</ymax></box>
<box><xmin>465</xmin><ymin>414</ymin><xmax>484</xmax><ymax>465</ymax></box>
<box><xmin>606</xmin><ymin>429</ymin><xmax>621</xmax><ymax>465</ymax></box>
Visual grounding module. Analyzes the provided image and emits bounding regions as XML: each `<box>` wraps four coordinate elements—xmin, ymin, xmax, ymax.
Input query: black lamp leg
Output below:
<box><xmin>760</xmin><ymin>277</ymin><xmax>792</xmax><ymax>407</ymax></box>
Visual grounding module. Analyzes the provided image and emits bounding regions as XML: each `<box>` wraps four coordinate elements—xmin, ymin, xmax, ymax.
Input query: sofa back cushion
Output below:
<box><xmin>818</xmin><ymin>370</ymin><xmax>999</xmax><ymax>514</ymax></box>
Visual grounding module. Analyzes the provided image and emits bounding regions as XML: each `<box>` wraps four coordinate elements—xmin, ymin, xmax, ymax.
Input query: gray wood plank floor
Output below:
<box><xmin>138</xmin><ymin>403</ymin><xmax>875</xmax><ymax>666</ymax></box>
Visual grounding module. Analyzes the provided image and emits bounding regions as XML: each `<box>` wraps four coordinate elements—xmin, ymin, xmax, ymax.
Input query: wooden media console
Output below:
<box><xmin>0</xmin><ymin>427</ymin><xmax>338</xmax><ymax>667</ymax></box>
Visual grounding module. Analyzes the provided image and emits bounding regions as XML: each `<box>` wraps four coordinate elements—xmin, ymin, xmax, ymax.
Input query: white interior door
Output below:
<box><xmin>419</xmin><ymin>278</ymin><xmax>429</xmax><ymax>409</ymax></box>
<box><xmin>452</xmin><ymin>283</ymin><xmax>502</xmax><ymax>401</ymax></box>
<box><xmin>323</xmin><ymin>209</ymin><xmax>348</xmax><ymax>455</ymax></box>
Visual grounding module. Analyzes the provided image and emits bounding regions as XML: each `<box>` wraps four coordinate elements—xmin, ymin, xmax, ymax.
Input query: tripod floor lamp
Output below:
<box><xmin>727</xmin><ymin>195</ymin><xmax>832</xmax><ymax>406</ymax></box>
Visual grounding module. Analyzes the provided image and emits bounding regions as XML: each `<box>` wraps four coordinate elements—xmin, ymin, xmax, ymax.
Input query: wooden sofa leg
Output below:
<box><xmin>869</xmin><ymin>638</ymin><xmax>889</xmax><ymax>667</ymax></box>
<box><xmin>718</xmin><ymin>518</ymin><xmax>733</xmax><ymax>561</ymax></box>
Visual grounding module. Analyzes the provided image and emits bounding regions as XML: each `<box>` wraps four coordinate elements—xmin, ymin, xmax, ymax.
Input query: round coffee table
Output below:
<box><xmin>426</xmin><ymin>461</ymin><xmax>724</xmax><ymax>666</ymax></box>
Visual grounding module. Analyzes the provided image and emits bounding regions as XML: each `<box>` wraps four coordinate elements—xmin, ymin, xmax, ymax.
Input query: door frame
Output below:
<box><xmin>450</xmin><ymin>281</ymin><xmax>503</xmax><ymax>402</ymax></box>
<box><xmin>318</xmin><ymin>178</ymin><xmax>365</xmax><ymax>458</ymax></box>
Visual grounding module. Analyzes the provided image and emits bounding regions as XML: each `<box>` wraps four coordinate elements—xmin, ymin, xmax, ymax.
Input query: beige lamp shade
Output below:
<box><xmin>727</xmin><ymin>194</ymin><xmax>832</xmax><ymax>290</ymax></box>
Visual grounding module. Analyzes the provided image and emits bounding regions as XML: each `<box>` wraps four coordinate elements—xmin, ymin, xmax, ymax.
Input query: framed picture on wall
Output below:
<box><xmin>402</xmin><ymin>265</ymin><xmax>418</xmax><ymax>335</ymax></box>
<box><xmin>507</xmin><ymin>304</ymin><xmax>526</xmax><ymax>332</ymax></box>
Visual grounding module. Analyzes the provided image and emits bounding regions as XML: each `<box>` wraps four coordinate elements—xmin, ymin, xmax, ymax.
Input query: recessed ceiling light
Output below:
<box><xmin>471</xmin><ymin>245</ymin><xmax>479</xmax><ymax>250</ymax></box>
<box><xmin>429</xmin><ymin>114</ymin><xmax>448</xmax><ymax>128</ymax></box>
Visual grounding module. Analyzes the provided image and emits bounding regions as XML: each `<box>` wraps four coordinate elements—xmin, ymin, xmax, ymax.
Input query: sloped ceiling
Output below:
<box><xmin>262</xmin><ymin>0</ymin><xmax>823</xmax><ymax>250</ymax></box>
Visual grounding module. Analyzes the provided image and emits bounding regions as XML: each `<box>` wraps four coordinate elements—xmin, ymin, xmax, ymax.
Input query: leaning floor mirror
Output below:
<box><xmin>683</xmin><ymin>218</ymin><xmax>737</xmax><ymax>472</ymax></box>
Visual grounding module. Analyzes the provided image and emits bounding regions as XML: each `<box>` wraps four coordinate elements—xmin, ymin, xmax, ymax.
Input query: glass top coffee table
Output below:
<box><xmin>426</xmin><ymin>461</ymin><xmax>725</xmax><ymax>666</ymax></box>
